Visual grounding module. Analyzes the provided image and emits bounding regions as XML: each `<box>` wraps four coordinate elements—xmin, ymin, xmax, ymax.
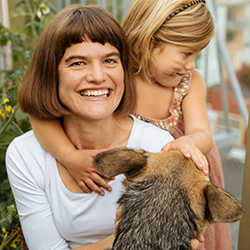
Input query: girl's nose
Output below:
<box><xmin>86</xmin><ymin>64</ymin><xmax>107</xmax><ymax>84</ymax></box>
<box><xmin>185</xmin><ymin>60</ymin><xmax>195</xmax><ymax>71</ymax></box>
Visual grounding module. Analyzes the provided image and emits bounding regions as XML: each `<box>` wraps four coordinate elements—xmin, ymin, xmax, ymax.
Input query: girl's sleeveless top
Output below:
<box><xmin>134</xmin><ymin>73</ymin><xmax>191</xmax><ymax>132</ymax></box>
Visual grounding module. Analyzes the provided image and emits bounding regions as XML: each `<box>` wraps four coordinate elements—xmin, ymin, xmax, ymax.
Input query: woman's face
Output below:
<box><xmin>149</xmin><ymin>43</ymin><xmax>200</xmax><ymax>87</ymax></box>
<box><xmin>58</xmin><ymin>41</ymin><xmax>124</xmax><ymax>121</ymax></box>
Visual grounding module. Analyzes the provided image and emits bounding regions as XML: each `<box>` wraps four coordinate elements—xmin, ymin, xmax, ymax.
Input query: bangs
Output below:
<box><xmin>56</xmin><ymin>6</ymin><xmax>123</xmax><ymax>62</ymax></box>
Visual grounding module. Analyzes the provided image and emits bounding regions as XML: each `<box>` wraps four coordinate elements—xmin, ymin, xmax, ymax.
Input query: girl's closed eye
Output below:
<box><xmin>184</xmin><ymin>52</ymin><xmax>192</xmax><ymax>57</ymax></box>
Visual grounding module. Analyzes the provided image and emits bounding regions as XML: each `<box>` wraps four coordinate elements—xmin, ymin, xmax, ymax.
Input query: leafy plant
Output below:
<box><xmin>0</xmin><ymin>1</ymin><xmax>57</xmax><ymax>249</ymax></box>
<box><xmin>237</xmin><ymin>64</ymin><xmax>250</xmax><ymax>88</ymax></box>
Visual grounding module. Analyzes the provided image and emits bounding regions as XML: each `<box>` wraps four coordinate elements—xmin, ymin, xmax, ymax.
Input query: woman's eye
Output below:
<box><xmin>71</xmin><ymin>61</ymin><xmax>85</xmax><ymax>66</ymax></box>
<box><xmin>104</xmin><ymin>59</ymin><xmax>116</xmax><ymax>64</ymax></box>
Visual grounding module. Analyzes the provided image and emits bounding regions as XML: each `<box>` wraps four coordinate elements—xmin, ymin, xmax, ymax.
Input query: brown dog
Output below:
<box><xmin>92</xmin><ymin>148</ymin><xmax>244</xmax><ymax>250</ymax></box>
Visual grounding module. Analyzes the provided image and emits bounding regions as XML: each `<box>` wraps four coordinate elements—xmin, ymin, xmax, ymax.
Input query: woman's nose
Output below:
<box><xmin>86</xmin><ymin>64</ymin><xmax>107</xmax><ymax>83</ymax></box>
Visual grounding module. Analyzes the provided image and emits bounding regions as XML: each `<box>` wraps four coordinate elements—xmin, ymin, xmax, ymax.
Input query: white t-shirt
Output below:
<box><xmin>6</xmin><ymin>116</ymin><xmax>173</xmax><ymax>250</ymax></box>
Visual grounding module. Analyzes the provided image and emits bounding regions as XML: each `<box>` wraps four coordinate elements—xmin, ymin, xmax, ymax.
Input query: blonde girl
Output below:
<box><xmin>122</xmin><ymin>0</ymin><xmax>232</xmax><ymax>249</ymax></box>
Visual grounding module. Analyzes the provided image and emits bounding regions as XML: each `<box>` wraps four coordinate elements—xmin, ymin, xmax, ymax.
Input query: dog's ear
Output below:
<box><xmin>205</xmin><ymin>184</ymin><xmax>244</xmax><ymax>223</ymax></box>
<box><xmin>92</xmin><ymin>148</ymin><xmax>148</xmax><ymax>178</ymax></box>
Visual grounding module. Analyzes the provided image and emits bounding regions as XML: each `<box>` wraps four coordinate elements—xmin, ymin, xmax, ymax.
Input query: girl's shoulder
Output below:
<box><xmin>189</xmin><ymin>69</ymin><xmax>206</xmax><ymax>87</ymax></box>
<box><xmin>187</xmin><ymin>69</ymin><xmax>207</xmax><ymax>96</ymax></box>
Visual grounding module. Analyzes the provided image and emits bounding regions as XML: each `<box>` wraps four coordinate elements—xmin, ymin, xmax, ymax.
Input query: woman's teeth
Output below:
<box><xmin>80</xmin><ymin>89</ymin><xmax>109</xmax><ymax>97</ymax></box>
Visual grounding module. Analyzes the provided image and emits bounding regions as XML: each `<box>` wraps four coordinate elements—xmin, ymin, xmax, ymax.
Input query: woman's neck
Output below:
<box><xmin>62</xmin><ymin>114</ymin><xmax>133</xmax><ymax>150</ymax></box>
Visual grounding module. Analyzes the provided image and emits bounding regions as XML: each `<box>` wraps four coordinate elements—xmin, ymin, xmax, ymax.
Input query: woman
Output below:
<box><xmin>6</xmin><ymin>5</ymin><xmax>202</xmax><ymax>250</ymax></box>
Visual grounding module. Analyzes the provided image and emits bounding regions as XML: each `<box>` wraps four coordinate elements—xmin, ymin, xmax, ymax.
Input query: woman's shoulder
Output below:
<box><xmin>128</xmin><ymin>115</ymin><xmax>174</xmax><ymax>152</ymax></box>
<box><xmin>7</xmin><ymin>130</ymin><xmax>45</xmax><ymax>156</ymax></box>
<box><xmin>6</xmin><ymin>130</ymin><xmax>52</xmax><ymax>183</ymax></box>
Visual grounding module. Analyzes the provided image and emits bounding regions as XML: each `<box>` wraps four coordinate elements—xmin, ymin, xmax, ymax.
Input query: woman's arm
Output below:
<box><xmin>29</xmin><ymin>115</ymin><xmax>113</xmax><ymax>195</ymax></box>
<box><xmin>74</xmin><ymin>235</ymin><xmax>114</xmax><ymax>250</ymax></box>
<box><xmin>162</xmin><ymin>70</ymin><xmax>213</xmax><ymax>174</ymax></box>
<box><xmin>6</xmin><ymin>138</ymin><xmax>72</xmax><ymax>249</ymax></box>
<box><xmin>6</xmin><ymin>138</ymin><xmax>115</xmax><ymax>250</ymax></box>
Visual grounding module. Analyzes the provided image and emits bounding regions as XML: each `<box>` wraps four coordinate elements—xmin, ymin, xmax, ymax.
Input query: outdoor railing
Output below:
<box><xmin>56</xmin><ymin>0</ymin><xmax>131</xmax><ymax>23</ymax></box>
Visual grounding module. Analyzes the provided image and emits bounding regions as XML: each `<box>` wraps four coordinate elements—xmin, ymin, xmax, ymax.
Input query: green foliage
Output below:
<box><xmin>0</xmin><ymin>1</ymin><xmax>57</xmax><ymax>249</ymax></box>
<box><xmin>237</xmin><ymin>64</ymin><xmax>250</xmax><ymax>88</ymax></box>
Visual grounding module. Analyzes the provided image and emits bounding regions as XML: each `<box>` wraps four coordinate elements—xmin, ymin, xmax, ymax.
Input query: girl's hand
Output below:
<box><xmin>191</xmin><ymin>235</ymin><xmax>205</xmax><ymax>250</ymax></box>
<box><xmin>161</xmin><ymin>137</ymin><xmax>209</xmax><ymax>175</ymax></box>
<box><xmin>191</xmin><ymin>235</ymin><xmax>205</xmax><ymax>249</ymax></box>
<box><xmin>65</xmin><ymin>149</ymin><xmax>115</xmax><ymax>195</ymax></box>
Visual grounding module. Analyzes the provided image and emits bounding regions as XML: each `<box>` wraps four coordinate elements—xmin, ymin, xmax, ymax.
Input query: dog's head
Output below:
<box><xmin>92</xmin><ymin>148</ymin><xmax>244</xmax><ymax>231</ymax></box>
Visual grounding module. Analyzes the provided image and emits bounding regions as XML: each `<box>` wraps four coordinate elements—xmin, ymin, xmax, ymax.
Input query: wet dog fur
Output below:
<box><xmin>92</xmin><ymin>148</ymin><xmax>244</xmax><ymax>250</ymax></box>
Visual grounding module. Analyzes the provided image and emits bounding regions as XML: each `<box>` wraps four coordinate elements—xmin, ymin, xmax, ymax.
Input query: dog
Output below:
<box><xmin>92</xmin><ymin>148</ymin><xmax>244</xmax><ymax>250</ymax></box>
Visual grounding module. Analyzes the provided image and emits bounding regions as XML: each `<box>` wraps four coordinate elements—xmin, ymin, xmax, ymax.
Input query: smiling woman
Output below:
<box><xmin>18</xmin><ymin>5</ymin><xmax>134</xmax><ymax>120</ymax></box>
<box><xmin>57</xmin><ymin>41</ymin><xmax>124</xmax><ymax>119</ymax></box>
<box><xmin>5</xmin><ymin>4</ymin><xmax>175</xmax><ymax>250</ymax></box>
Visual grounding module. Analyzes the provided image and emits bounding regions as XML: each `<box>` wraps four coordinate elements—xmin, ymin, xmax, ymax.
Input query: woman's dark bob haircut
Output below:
<box><xmin>18</xmin><ymin>5</ymin><xmax>136</xmax><ymax>120</ymax></box>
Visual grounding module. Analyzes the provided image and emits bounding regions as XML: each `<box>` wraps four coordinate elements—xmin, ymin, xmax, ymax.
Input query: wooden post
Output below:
<box><xmin>0</xmin><ymin>0</ymin><xmax>12</xmax><ymax>70</ymax></box>
<box><xmin>238</xmin><ymin>109</ymin><xmax>250</xmax><ymax>250</ymax></box>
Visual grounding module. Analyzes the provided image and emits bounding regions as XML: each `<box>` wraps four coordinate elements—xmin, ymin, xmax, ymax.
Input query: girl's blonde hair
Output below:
<box><xmin>122</xmin><ymin>0</ymin><xmax>214</xmax><ymax>80</ymax></box>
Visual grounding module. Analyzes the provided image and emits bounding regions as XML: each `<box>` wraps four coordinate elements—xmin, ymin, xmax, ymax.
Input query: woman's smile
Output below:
<box><xmin>80</xmin><ymin>89</ymin><xmax>110</xmax><ymax>98</ymax></box>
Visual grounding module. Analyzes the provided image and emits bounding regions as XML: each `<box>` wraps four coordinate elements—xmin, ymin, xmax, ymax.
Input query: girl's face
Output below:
<box><xmin>58</xmin><ymin>41</ymin><xmax>124</xmax><ymax>121</ymax></box>
<box><xmin>149</xmin><ymin>43</ymin><xmax>201</xmax><ymax>87</ymax></box>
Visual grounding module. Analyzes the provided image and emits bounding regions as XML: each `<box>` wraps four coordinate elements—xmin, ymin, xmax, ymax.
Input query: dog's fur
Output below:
<box><xmin>92</xmin><ymin>148</ymin><xmax>244</xmax><ymax>250</ymax></box>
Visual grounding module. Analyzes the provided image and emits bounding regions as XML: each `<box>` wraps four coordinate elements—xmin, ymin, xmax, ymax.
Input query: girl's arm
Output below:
<box><xmin>162</xmin><ymin>70</ymin><xmax>213</xmax><ymax>174</ymax></box>
<box><xmin>29</xmin><ymin>115</ymin><xmax>113</xmax><ymax>195</ymax></box>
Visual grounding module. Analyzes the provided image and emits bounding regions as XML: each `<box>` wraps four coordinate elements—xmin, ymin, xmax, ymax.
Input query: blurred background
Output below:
<box><xmin>0</xmin><ymin>0</ymin><xmax>249</xmax><ymax>249</ymax></box>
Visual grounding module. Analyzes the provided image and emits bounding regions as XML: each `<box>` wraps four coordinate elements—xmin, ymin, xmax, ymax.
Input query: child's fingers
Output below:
<box><xmin>78</xmin><ymin>181</ymin><xmax>93</xmax><ymax>194</ymax></box>
<box><xmin>161</xmin><ymin>141</ymin><xmax>209</xmax><ymax>175</ymax></box>
<box><xmin>197</xmin><ymin>235</ymin><xmax>205</xmax><ymax>243</ymax></box>
<box><xmin>85</xmin><ymin>178</ymin><xmax>105</xmax><ymax>196</ymax></box>
<box><xmin>86</xmin><ymin>173</ymin><xmax>113</xmax><ymax>195</ymax></box>
<box><xmin>161</xmin><ymin>143</ymin><xmax>172</xmax><ymax>152</ymax></box>
<box><xmin>97</xmin><ymin>171</ymin><xmax>116</xmax><ymax>181</ymax></box>
<box><xmin>189</xmin><ymin>153</ymin><xmax>209</xmax><ymax>175</ymax></box>
<box><xmin>191</xmin><ymin>239</ymin><xmax>201</xmax><ymax>250</ymax></box>
<box><xmin>173</xmin><ymin>146</ymin><xmax>209</xmax><ymax>175</ymax></box>
<box><xmin>191</xmin><ymin>235</ymin><xmax>205</xmax><ymax>249</ymax></box>
<box><xmin>172</xmin><ymin>144</ymin><xmax>209</xmax><ymax>175</ymax></box>
<box><xmin>93</xmin><ymin>172</ymin><xmax>114</xmax><ymax>191</ymax></box>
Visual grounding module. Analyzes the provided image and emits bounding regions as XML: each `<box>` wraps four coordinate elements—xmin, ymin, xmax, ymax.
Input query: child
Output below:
<box><xmin>122</xmin><ymin>1</ymin><xmax>231</xmax><ymax>250</ymax></box>
<box><xmin>29</xmin><ymin>1</ymin><xmax>231</xmax><ymax>249</ymax></box>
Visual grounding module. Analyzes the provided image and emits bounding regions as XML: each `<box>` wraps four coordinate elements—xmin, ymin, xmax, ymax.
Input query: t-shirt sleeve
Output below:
<box><xmin>5</xmin><ymin>137</ymin><xmax>70</xmax><ymax>250</ymax></box>
<box><xmin>127</xmin><ymin>117</ymin><xmax>174</xmax><ymax>153</ymax></box>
